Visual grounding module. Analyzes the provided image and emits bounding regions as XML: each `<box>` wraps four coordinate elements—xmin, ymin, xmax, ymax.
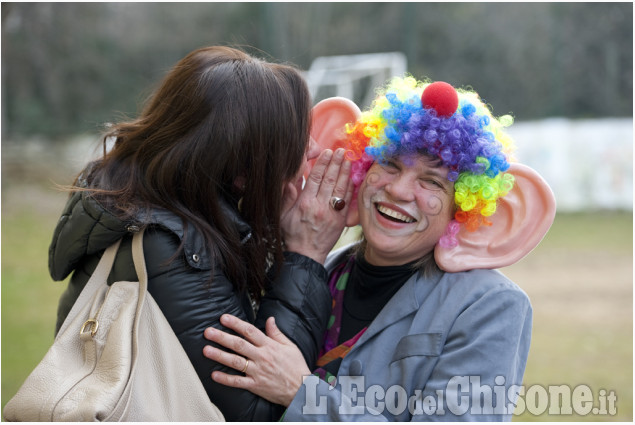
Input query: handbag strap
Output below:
<box><xmin>58</xmin><ymin>228</ymin><xmax>150</xmax><ymax>338</ymax></box>
<box><xmin>130</xmin><ymin>229</ymin><xmax>149</xmax><ymax>333</ymax></box>
<box><xmin>131</xmin><ymin>229</ymin><xmax>148</xmax><ymax>294</ymax></box>
<box><xmin>57</xmin><ymin>238</ymin><xmax>123</xmax><ymax>336</ymax></box>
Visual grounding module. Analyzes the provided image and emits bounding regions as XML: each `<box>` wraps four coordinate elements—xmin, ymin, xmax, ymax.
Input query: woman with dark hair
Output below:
<box><xmin>48</xmin><ymin>46</ymin><xmax>353</xmax><ymax>421</ymax></box>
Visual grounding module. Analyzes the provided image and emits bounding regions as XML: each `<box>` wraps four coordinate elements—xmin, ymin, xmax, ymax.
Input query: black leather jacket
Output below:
<box><xmin>49</xmin><ymin>190</ymin><xmax>332</xmax><ymax>421</ymax></box>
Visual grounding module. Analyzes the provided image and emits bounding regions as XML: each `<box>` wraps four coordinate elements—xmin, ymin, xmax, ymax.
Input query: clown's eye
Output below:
<box><xmin>419</xmin><ymin>178</ymin><xmax>445</xmax><ymax>191</ymax></box>
<box><xmin>382</xmin><ymin>161</ymin><xmax>400</xmax><ymax>173</ymax></box>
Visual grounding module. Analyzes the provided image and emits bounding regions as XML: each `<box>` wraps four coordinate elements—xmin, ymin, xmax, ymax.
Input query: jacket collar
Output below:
<box><xmin>324</xmin><ymin>242</ymin><xmax>443</xmax><ymax>349</ymax></box>
<box><xmin>49</xmin><ymin>188</ymin><xmax>252</xmax><ymax>280</ymax></box>
<box><xmin>353</xmin><ymin>271</ymin><xmax>441</xmax><ymax>346</ymax></box>
<box><xmin>142</xmin><ymin>197</ymin><xmax>252</xmax><ymax>270</ymax></box>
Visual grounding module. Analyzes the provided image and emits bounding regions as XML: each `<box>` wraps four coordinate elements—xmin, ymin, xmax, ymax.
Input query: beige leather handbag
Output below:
<box><xmin>3</xmin><ymin>229</ymin><xmax>224</xmax><ymax>421</ymax></box>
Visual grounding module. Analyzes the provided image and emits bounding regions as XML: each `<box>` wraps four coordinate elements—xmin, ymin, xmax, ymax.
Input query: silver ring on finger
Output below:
<box><xmin>330</xmin><ymin>196</ymin><xmax>346</xmax><ymax>211</ymax></box>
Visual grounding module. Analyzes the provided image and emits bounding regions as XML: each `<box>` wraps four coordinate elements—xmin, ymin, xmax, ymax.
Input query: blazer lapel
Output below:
<box><xmin>347</xmin><ymin>268</ymin><xmax>444</xmax><ymax>352</ymax></box>
<box><xmin>324</xmin><ymin>245</ymin><xmax>444</xmax><ymax>354</ymax></box>
<box><xmin>347</xmin><ymin>274</ymin><xmax>419</xmax><ymax>351</ymax></box>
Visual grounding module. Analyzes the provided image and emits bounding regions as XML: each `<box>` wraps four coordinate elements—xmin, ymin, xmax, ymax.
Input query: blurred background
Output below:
<box><xmin>1</xmin><ymin>2</ymin><xmax>632</xmax><ymax>421</ymax></box>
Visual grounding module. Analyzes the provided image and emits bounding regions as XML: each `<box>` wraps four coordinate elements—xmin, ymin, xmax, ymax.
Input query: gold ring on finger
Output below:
<box><xmin>241</xmin><ymin>358</ymin><xmax>250</xmax><ymax>374</ymax></box>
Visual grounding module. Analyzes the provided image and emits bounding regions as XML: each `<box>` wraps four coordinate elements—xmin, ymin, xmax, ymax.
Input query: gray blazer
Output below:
<box><xmin>283</xmin><ymin>244</ymin><xmax>532</xmax><ymax>421</ymax></box>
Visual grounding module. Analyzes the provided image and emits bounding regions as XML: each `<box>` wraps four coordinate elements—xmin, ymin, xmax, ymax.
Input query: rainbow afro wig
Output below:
<box><xmin>342</xmin><ymin>76</ymin><xmax>517</xmax><ymax>249</ymax></box>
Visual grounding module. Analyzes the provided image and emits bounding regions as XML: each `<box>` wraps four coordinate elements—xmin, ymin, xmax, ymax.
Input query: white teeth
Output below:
<box><xmin>377</xmin><ymin>205</ymin><xmax>415</xmax><ymax>223</ymax></box>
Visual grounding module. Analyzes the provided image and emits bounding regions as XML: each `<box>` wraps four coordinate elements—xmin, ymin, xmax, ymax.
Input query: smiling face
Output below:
<box><xmin>357</xmin><ymin>154</ymin><xmax>456</xmax><ymax>266</ymax></box>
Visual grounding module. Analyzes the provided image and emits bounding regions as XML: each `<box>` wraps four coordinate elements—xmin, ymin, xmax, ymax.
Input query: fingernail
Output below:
<box><xmin>335</xmin><ymin>148</ymin><xmax>345</xmax><ymax>159</ymax></box>
<box><xmin>322</xmin><ymin>149</ymin><xmax>333</xmax><ymax>160</ymax></box>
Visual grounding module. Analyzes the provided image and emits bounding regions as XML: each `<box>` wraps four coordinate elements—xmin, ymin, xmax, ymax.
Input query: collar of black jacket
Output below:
<box><xmin>49</xmin><ymin>189</ymin><xmax>253</xmax><ymax>280</ymax></box>
<box><xmin>141</xmin><ymin>197</ymin><xmax>252</xmax><ymax>271</ymax></box>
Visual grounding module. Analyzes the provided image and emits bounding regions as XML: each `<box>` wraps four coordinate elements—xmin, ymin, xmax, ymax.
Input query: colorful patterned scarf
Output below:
<box><xmin>313</xmin><ymin>256</ymin><xmax>367</xmax><ymax>385</ymax></box>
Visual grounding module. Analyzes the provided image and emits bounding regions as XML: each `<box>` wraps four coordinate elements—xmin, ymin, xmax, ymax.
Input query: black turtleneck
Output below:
<box><xmin>338</xmin><ymin>256</ymin><xmax>418</xmax><ymax>344</ymax></box>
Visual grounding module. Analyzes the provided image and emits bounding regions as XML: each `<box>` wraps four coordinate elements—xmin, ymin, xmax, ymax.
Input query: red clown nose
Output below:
<box><xmin>421</xmin><ymin>81</ymin><xmax>459</xmax><ymax>118</ymax></box>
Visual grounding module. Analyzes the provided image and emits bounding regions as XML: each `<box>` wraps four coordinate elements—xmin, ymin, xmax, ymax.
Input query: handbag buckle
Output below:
<box><xmin>80</xmin><ymin>319</ymin><xmax>99</xmax><ymax>337</ymax></box>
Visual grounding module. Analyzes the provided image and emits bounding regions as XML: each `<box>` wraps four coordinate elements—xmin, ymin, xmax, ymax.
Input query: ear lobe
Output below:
<box><xmin>306</xmin><ymin>97</ymin><xmax>361</xmax><ymax>179</ymax></box>
<box><xmin>435</xmin><ymin>163</ymin><xmax>556</xmax><ymax>273</ymax></box>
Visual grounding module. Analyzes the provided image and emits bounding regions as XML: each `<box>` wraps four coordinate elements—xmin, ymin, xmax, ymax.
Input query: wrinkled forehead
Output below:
<box><xmin>389</xmin><ymin>153</ymin><xmax>447</xmax><ymax>173</ymax></box>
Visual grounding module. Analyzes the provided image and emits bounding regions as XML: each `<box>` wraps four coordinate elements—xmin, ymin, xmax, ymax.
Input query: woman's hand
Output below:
<box><xmin>203</xmin><ymin>314</ymin><xmax>311</xmax><ymax>407</ymax></box>
<box><xmin>281</xmin><ymin>148</ymin><xmax>353</xmax><ymax>264</ymax></box>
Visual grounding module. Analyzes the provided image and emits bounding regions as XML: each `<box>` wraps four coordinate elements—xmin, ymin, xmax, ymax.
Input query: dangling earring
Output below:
<box><xmin>238</xmin><ymin>184</ymin><xmax>246</xmax><ymax>212</ymax></box>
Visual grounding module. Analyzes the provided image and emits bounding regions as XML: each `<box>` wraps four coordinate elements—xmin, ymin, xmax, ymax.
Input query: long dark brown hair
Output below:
<box><xmin>82</xmin><ymin>46</ymin><xmax>311</xmax><ymax>296</ymax></box>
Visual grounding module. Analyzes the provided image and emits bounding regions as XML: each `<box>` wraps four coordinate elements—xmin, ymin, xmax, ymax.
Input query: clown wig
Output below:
<box><xmin>342</xmin><ymin>76</ymin><xmax>517</xmax><ymax>249</ymax></box>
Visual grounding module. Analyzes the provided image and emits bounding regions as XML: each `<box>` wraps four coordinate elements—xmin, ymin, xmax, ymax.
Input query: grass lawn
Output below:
<box><xmin>1</xmin><ymin>182</ymin><xmax>632</xmax><ymax>421</ymax></box>
<box><xmin>503</xmin><ymin>211</ymin><xmax>633</xmax><ymax>421</ymax></box>
<box><xmin>2</xmin><ymin>187</ymin><xmax>68</xmax><ymax>412</ymax></box>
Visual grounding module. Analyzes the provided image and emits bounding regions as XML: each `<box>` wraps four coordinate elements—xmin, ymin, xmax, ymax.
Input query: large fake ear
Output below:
<box><xmin>435</xmin><ymin>163</ymin><xmax>556</xmax><ymax>272</ymax></box>
<box><xmin>307</xmin><ymin>97</ymin><xmax>361</xmax><ymax>176</ymax></box>
<box><xmin>309</xmin><ymin>97</ymin><xmax>362</xmax><ymax>226</ymax></box>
